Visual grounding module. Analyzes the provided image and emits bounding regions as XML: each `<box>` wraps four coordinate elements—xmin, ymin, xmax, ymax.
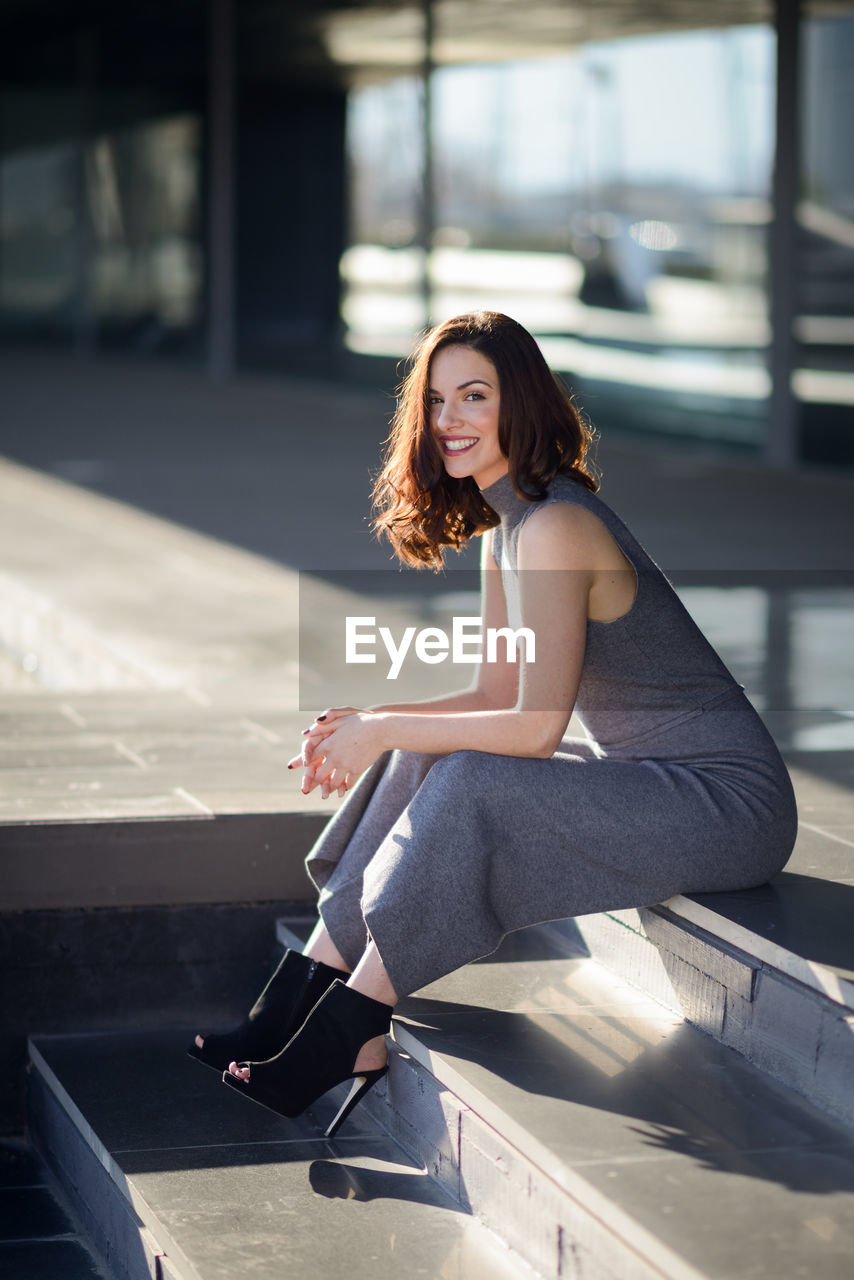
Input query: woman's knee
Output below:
<box><xmin>386</xmin><ymin>746</ymin><xmax>445</xmax><ymax>778</ymax></box>
<box><xmin>429</xmin><ymin>748</ymin><xmax>495</xmax><ymax>787</ymax></box>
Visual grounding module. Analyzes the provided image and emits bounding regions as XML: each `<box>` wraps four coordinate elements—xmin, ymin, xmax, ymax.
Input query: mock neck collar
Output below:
<box><xmin>480</xmin><ymin>471</ymin><xmax>537</xmax><ymax>525</ymax></box>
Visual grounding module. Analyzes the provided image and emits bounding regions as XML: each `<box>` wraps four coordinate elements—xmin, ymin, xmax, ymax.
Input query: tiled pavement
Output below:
<box><xmin>1</xmin><ymin>347</ymin><xmax>852</xmax><ymax>904</ymax></box>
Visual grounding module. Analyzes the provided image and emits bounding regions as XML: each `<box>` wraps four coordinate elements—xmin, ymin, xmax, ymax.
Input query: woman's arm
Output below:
<box><xmin>363</xmin><ymin>505</ymin><xmax>590</xmax><ymax>756</ymax></box>
<box><xmin>295</xmin><ymin>507</ymin><xmax>595</xmax><ymax>796</ymax></box>
<box><xmin>367</xmin><ymin>530</ymin><xmax>519</xmax><ymax>716</ymax></box>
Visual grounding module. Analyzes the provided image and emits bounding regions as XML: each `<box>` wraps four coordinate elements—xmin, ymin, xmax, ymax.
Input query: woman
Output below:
<box><xmin>190</xmin><ymin>311</ymin><xmax>797</xmax><ymax>1138</ymax></box>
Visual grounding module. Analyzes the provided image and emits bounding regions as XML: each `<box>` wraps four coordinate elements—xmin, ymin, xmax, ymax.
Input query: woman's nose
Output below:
<box><xmin>438</xmin><ymin>400</ymin><xmax>461</xmax><ymax>429</ymax></box>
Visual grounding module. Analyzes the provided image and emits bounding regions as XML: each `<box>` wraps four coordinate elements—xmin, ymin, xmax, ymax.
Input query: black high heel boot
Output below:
<box><xmin>221</xmin><ymin>979</ymin><xmax>393</xmax><ymax>1139</ymax></box>
<box><xmin>187</xmin><ymin>949</ymin><xmax>348</xmax><ymax>1073</ymax></box>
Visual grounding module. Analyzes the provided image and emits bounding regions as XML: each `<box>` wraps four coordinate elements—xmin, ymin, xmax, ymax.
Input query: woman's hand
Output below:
<box><xmin>288</xmin><ymin>706</ymin><xmax>385</xmax><ymax>799</ymax></box>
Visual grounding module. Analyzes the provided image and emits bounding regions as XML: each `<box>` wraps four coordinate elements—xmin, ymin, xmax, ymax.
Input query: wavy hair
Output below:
<box><xmin>372</xmin><ymin>311</ymin><xmax>598</xmax><ymax>569</ymax></box>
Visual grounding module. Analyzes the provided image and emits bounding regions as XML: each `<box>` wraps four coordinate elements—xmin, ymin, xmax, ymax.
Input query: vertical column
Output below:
<box><xmin>208</xmin><ymin>0</ymin><xmax>236</xmax><ymax>381</ymax></box>
<box><xmin>764</xmin><ymin>586</ymin><xmax>794</xmax><ymax>751</ymax></box>
<box><xmin>418</xmin><ymin>0</ymin><xmax>435</xmax><ymax>328</ymax></box>
<box><xmin>73</xmin><ymin>27</ymin><xmax>98</xmax><ymax>357</ymax></box>
<box><xmin>766</xmin><ymin>0</ymin><xmax>801</xmax><ymax>467</ymax></box>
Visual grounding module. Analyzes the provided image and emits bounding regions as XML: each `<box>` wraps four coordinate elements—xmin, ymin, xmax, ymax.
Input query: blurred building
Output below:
<box><xmin>1</xmin><ymin>0</ymin><xmax>852</xmax><ymax>466</ymax></box>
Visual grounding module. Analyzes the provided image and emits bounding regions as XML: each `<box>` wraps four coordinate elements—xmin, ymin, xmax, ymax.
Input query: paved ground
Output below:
<box><xmin>0</xmin><ymin>344</ymin><xmax>852</xmax><ymax>886</ymax></box>
<box><xmin>2</xmin><ymin>346</ymin><xmax>854</xmax><ymax>575</ymax></box>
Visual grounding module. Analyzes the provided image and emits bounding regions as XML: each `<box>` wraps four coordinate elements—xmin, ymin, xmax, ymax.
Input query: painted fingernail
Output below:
<box><xmin>302</xmin><ymin>728</ymin><xmax>310</xmax><ymax>735</ymax></box>
<box><xmin>317</xmin><ymin>714</ymin><xmax>327</xmax><ymax>722</ymax></box>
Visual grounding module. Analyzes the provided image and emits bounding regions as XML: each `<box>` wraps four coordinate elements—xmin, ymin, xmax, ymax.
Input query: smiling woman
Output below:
<box><xmin>372</xmin><ymin>311</ymin><xmax>597</xmax><ymax>568</ymax></box>
<box><xmin>428</xmin><ymin>346</ymin><xmax>506</xmax><ymax>488</ymax></box>
<box><xmin>190</xmin><ymin>310</ymin><xmax>797</xmax><ymax>1145</ymax></box>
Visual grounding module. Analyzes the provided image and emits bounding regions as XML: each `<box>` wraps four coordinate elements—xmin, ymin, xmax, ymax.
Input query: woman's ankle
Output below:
<box><xmin>353</xmin><ymin>1033</ymin><xmax>388</xmax><ymax>1074</ymax></box>
<box><xmin>346</xmin><ymin>941</ymin><xmax>398</xmax><ymax>1008</ymax></box>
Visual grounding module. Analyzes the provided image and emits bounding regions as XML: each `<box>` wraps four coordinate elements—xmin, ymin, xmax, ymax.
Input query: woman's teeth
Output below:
<box><xmin>443</xmin><ymin>438</ymin><xmax>477</xmax><ymax>452</ymax></box>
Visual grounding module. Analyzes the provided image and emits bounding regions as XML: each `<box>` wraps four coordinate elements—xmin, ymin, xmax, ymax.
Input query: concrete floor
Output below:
<box><xmin>1</xmin><ymin>345</ymin><xmax>853</xmax><ymax>945</ymax></box>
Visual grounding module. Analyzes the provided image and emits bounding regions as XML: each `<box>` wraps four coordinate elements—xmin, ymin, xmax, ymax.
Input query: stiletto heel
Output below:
<box><xmin>324</xmin><ymin>1066</ymin><xmax>389</xmax><ymax>1139</ymax></box>
<box><xmin>187</xmin><ymin>949</ymin><xmax>348</xmax><ymax>1073</ymax></box>
<box><xmin>221</xmin><ymin>979</ymin><xmax>393</xmax><ymax>1135</ymax></box>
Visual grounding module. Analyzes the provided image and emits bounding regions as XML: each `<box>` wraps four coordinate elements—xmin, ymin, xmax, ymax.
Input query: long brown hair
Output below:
<box><xmin>372</xmin><ymin>311</ymin><xmax>598</xmax><ymax>569</ymax></box>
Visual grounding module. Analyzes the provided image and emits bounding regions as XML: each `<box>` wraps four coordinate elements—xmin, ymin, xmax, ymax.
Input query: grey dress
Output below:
<box><xmin>305</xmin><ymin>472</ymin><xmax>797</xmax><ymax>998</ymax></box>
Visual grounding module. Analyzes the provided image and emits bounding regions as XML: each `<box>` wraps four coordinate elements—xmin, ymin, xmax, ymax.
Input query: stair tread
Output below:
<box><xmin>29</xmin><ymin>1030</ymin><xmax>533</xmax><ymax>1280</ymax></box>
<box><xmin>32</xmin><ymin>923</ymin><xmax>854</xmax><ymax>1280</ymax></box>
<box><xmin>383</xmin><ymin>929</ymin><xmax>854</xmax><ymax>1279</ymax></box>
<box><xmin>0</xmin><ymin>1138</ymin><xmax>112</xmax><ymax>1279</ymax></box>
<box><xmin>681</xmin><ymin>872</ymin><xmax>854</xmax><ymax>995</ymax></box>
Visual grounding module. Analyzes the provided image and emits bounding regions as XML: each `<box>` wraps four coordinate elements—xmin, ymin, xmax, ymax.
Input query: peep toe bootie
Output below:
<box><xmin>187</xmin><ymin>949</ymin><xmax>348</xmax><ymax>1074</ymax></box>
<box><xmin>222</xmin><ymin>979</ymin><xmax>393</xmax><ymax>1138</ymax></box>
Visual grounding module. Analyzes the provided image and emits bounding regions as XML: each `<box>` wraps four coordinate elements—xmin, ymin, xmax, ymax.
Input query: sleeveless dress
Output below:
<box><xmin>305</xmin><ymin>472</ymin><xmax>797</xmax><ymax>998</ymax></box>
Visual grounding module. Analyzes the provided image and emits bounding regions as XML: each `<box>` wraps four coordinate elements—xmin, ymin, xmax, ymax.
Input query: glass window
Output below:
<box><xmin>342</xmin><ymin>76</ymin><xmax>425</xmax><ymax>355</ymax></box>
<box><xmin>341</xmin><ymin>8</ymin><xmax>778</xmax><ymax>448</ymax></box>
<box><xmin>88</xmin><ymin>115</ymin><xmax>203</xmax><ymax>339</ymax></box>
<box><xmin>0</xmin><ymin>113</ymin><xmax>202</xmax><ymax>348</ymax></box>
<box><xmin>0</xmin><ymin>141</ymin><xmax>78</xmax><ymax>331</ymax></box>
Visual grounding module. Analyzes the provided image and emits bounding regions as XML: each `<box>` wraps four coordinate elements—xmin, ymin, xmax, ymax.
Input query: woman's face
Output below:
<box><xmin>428</xmin><ymin>345</ymin><xmax>507</xmax><ymax>490</ymax></box>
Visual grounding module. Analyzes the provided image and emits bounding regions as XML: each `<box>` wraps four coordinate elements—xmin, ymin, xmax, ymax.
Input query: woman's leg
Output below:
<box><xmin>302</xmin><ymin>918</ymin><xmax>351</xmax><ymax>971</ymax></box>
<box><xmin>197</xmin><ymin>749</ymin><xmax>434</xmax><ymax>1077</ymax></box>
<box><xmin>223</xmin><ymin>740</ymin><xmax>596</xmax><ymax>1072</ymax></box>
<box><xmin>306</xmin><ymin>749</ymin><xmax>445</xmax><ymax>970</ymax></box>
<box><xmin>193</xmin><ymin>918</ymin><xmax>351</xmax><ymax>1056</ymax></box>
<box><xmin>229</xmin><ymin>937</ymin><xmax>398</xmax><ymax>1079</ymax></box>
<box><xmin>348</xmin><ymin>940</ymin><xmax>398</xmax><ymax>1071</ymax></box>
<box><xmin>357</xmin><ymin>743</ymin><xmax>795</xmax><ymax>1000</ymax></box>
<box><xmin>302</xmin><ymin>923</ymin><xmax>399</xmax><ymax>1072</ymax></box>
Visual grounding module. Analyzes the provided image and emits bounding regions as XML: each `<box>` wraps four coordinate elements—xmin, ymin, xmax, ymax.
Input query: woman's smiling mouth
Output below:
<box><xmin>441</xmin><ymin>436</ymin><xmax>479</xmax><ymax>455</ymax></box>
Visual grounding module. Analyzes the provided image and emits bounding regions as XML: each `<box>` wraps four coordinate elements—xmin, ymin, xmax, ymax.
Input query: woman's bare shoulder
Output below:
<box><xmin>519</xmin><ymin>498</ymin><xmax>628</xmax><ymax>571</ymax></box>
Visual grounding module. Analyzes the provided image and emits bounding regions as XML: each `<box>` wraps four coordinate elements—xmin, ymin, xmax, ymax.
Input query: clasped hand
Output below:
<box><xmin>288</xmin><ymin>706</ymin><xmax>384</xmax><ymax>800</ymax></box>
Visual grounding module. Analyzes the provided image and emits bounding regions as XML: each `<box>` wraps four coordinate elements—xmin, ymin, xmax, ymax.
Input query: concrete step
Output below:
<box><xmin>546</xmin><ymin>875</ymin><xmax>854</xmax><ymax>1127</ymax></box>
<box><xmin>0</xmin><ymin>1136</ymin><xmax>116</xmax><ymax>1279</ymax></box>
<box><xmin>27</xmin><ymin>1030</ymin><xmax>538</xmax><ymax>1280</ymax></box>
<box><xmin>29</xmin><ymin>921</ymin><xmax>854</xmax><ymax>1280</ymax></box>
<box><xmin>280</xmin><ymin>920</ymin><xmax>854</xmax><ymax>1280</ymax></box>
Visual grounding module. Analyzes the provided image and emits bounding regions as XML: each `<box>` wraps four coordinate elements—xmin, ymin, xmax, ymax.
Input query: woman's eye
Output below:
<box><xmin>466</xmin><ymin>392</ymin><xmax>484</xmax><ymax>401</ymax></box>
